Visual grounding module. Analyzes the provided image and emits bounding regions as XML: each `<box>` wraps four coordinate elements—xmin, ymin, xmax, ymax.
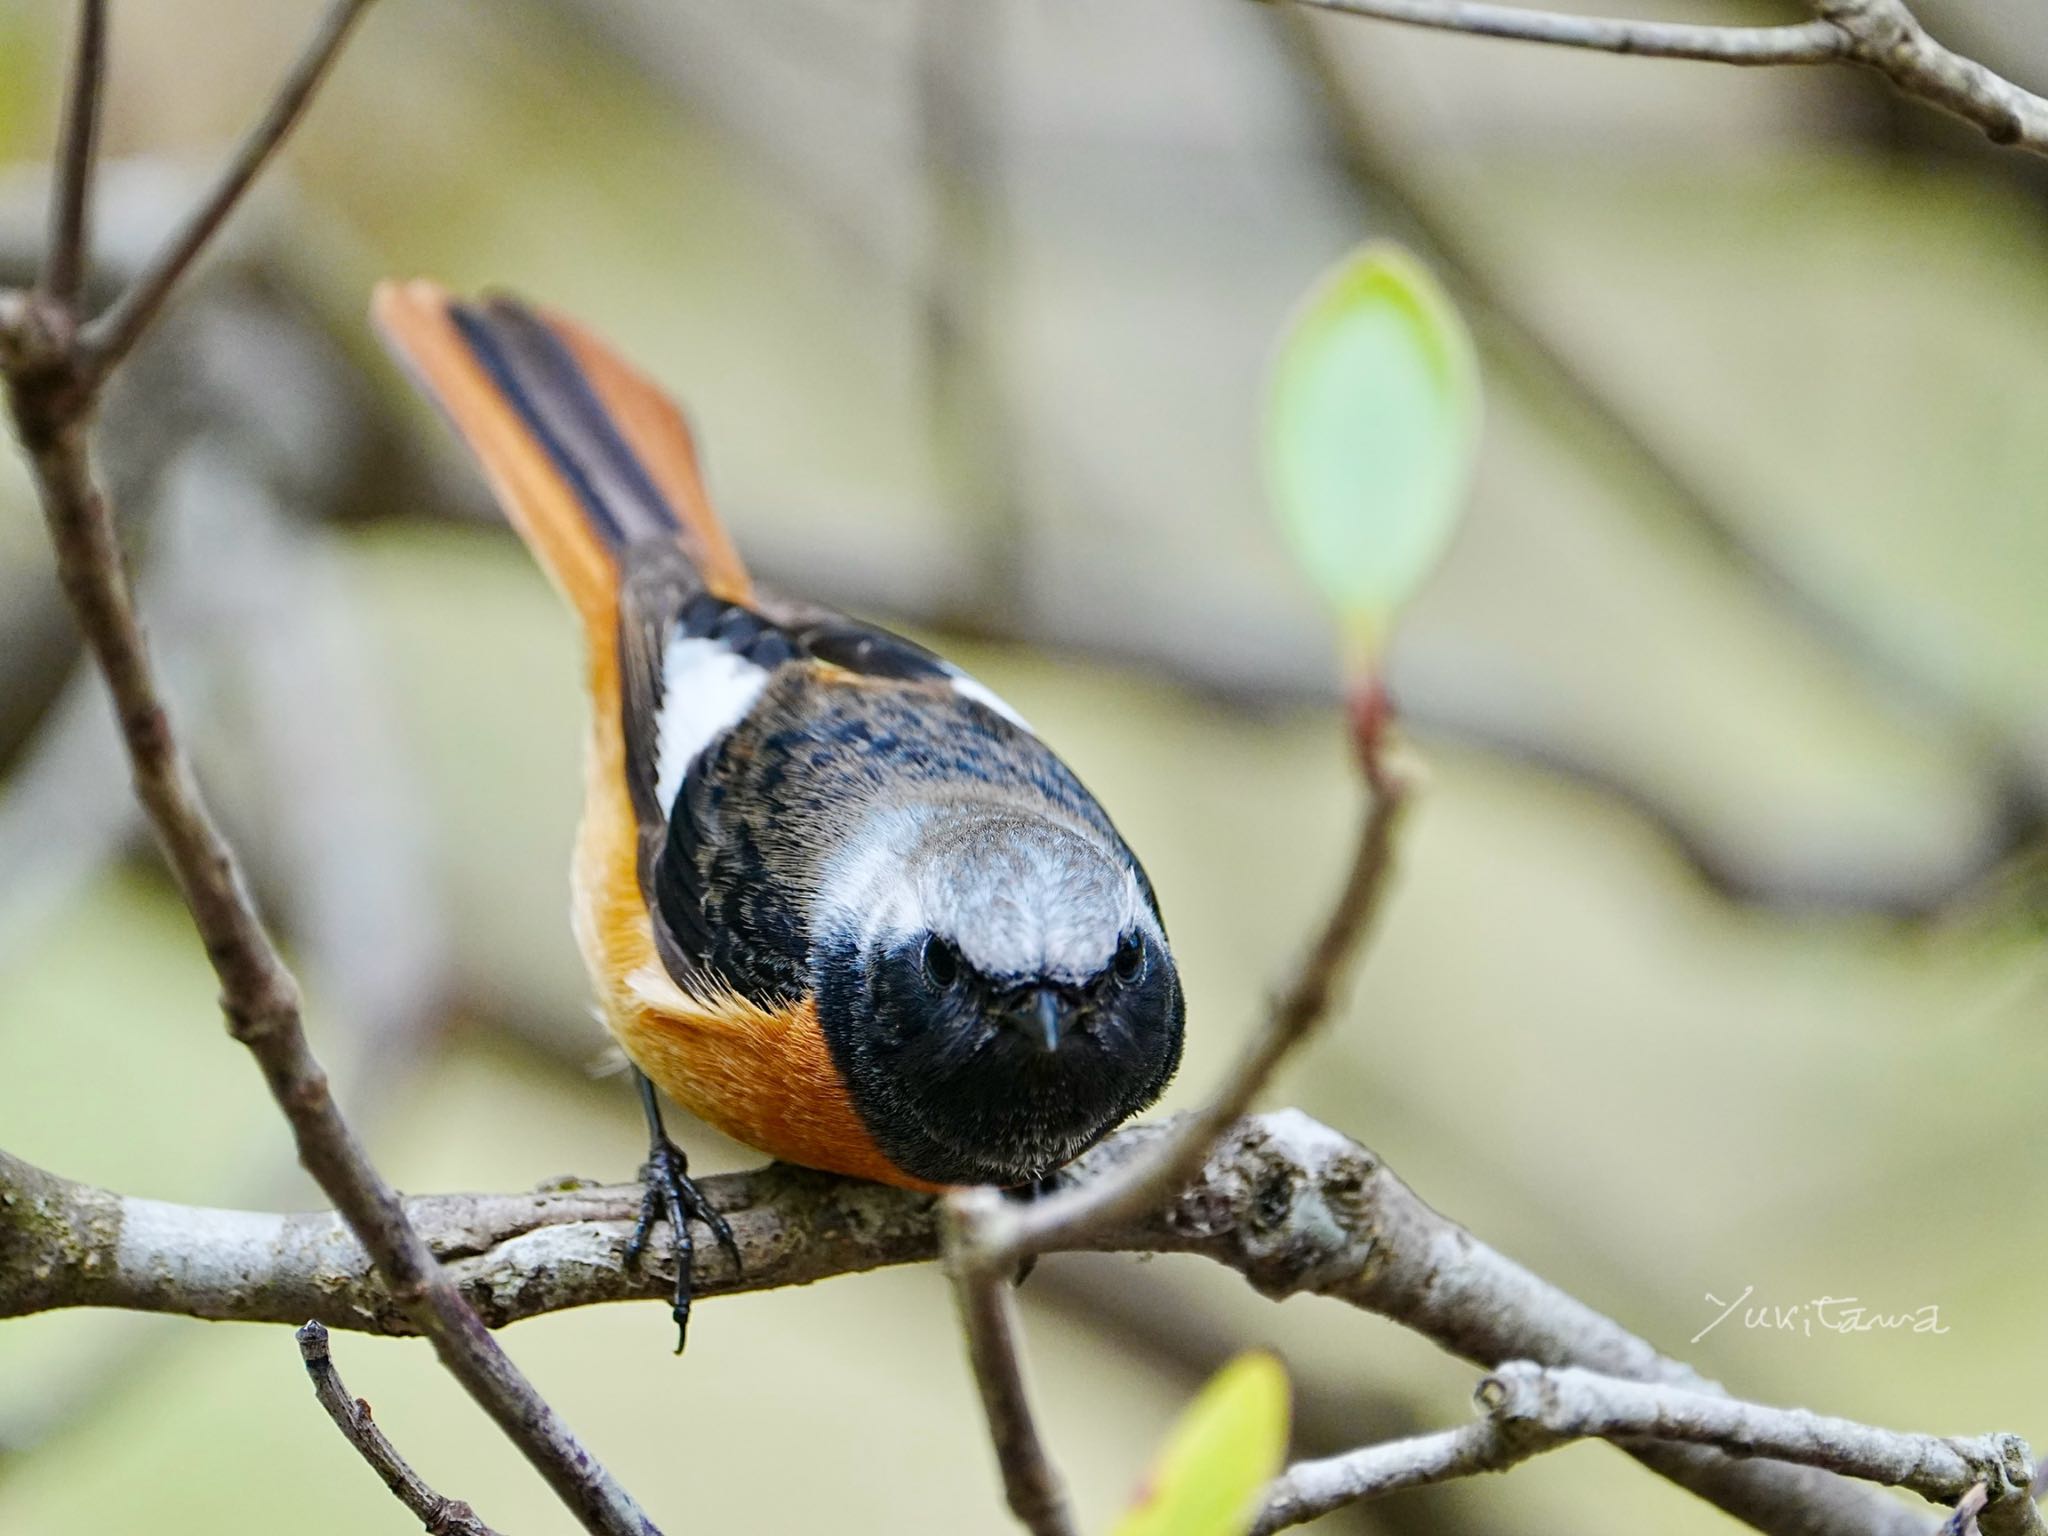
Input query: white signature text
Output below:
<box><xmin>1692</xmin><ymin>1286</ymin><xmax>1950</xmax><ymax>1345</ymax></box>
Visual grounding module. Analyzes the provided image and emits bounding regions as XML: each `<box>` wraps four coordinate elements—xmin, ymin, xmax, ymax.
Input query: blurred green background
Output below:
<box><xmin>2</xmin><ymin>2</ymin><xmax>2046</xmax><ymax>1532</ymax></box>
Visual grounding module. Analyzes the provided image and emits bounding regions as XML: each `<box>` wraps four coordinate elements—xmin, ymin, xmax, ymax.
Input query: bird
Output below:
<box><xmin>372</xmin><ymin>282</ymin><xmax>1185</xmax><ymax>1348</ymax></box>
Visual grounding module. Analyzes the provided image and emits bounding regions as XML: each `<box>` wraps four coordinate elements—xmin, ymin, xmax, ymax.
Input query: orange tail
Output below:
<box><xmin>371</xmin><ymin>280</ymin><xmax>752</xmax><ymax>640</ymax></box>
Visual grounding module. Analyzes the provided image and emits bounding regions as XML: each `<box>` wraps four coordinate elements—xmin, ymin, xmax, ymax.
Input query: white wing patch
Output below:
<box><xmin>944</xmin><ymin>667</ymin><xmax>1031</xmax><ymax>732</ymax></box>
<box><xmin>653</xmin><ymin>633</ymin><xmax>770</xmax><ymax>814</ymax></box>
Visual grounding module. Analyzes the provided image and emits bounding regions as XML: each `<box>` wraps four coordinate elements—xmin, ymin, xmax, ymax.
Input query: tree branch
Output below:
<box><xmin>75</xmin><ymin>0</ymin><xmax>373</xmax><ymax>386</ymax></box>
<box><xmin>1257</xmin><ymin>1418</ymin><xmax>1537</xmax><ymax>1529</ymax></box>
<box><xmin>1287</xmin><ymin>0</ymin><xmax>1846</xmax><ymax>64</ymax></box>
<box><xmin>295</xmin><ymin>1321</ymin><xmax>502</xmax><ymax>1536</ymax></box>
<box><xmin>1819</xmin><ymin>0</ymin><xmax>2048</xmax><ymax>152</ymax></box>
<box><xmin>1258</xmin><ymin>1363</ymin><xmax>2045</xmax><ymax>1536</ymax></box>
<box><xmin>40</xmin><ymin>0</ymin><xmax>106</xmax><ymax>311</ymax></box>
<box><xmin>0</xmin><ymin>6</ymin><xmax>658</xmax><ymax>1534</ymax></box>
<box><xmin>0</xmin><ymin>1113</ymin><xmax>1938</xmax><ymax>1536</ymax></box>
<box><xmin>5</xmin><ymin>8</ymin><xmax>2038</xmax><ymax>1536</ymax></box>
<box><xmin>938</xmin><ymin>686</ymin><xmax>1408</xmax><ymax>1533</ymax></box>
<box><xmin>984</xmin><ymin>683</ymin><xmax>1412</xmax><ymax>1268</ymax></box>
<box><xmin>1281</xmin><ymin>0</ymin><xmax>2048</xmax><ymax>158</ymax></box>
<box><xmin>0</xmin><ymin>369</ymin><xmax>660</xmax><ymax>1536</ymax></box>
<box><xmin>943</xmin><ymin>1191</ymin><xmax>1080</xmax><ymax>1536</ymax></box>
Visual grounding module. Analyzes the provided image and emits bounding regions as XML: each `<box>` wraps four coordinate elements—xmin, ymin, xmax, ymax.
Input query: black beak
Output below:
<box><xmin>1008</xmin><ymin>984</ymin><xmax>1078</xmax><ymax>1054</ymax></box>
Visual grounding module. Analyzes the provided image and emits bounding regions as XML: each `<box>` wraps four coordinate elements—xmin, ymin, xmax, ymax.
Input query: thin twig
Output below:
<box><xmin>5</xmin><ymin>327</ymin><xmax>660</xmax><ymax>1536</ymax></box>
<box><xmin>40</xmin><ymin>0</ymin><xmax>107</xmax><ymax>311</ymax></box>
<box><xmin>1256</xmin><ymin>1420</ymin><xmax>1539</xmax><ymax>1530</ymax></box>
<box><xmin>1487</xmin><ymin>1364</ymin><xmax>2036</xmax><ymax>1517</ymax></box>
<box><xmin>944</xmin><ymin>1191</ymin><xmax>1080</xmax><ymax>1536</ymax></box>
<box><xmin>1280</xmin><ymin>0</ymin><xmax>2048</xmax><ymax>159</ymax></box>
<box><xmin>984</xmin><ymin>680</ymin><xmax>1412</xmax><ymax>1266</ymax></box>
<box><xmin>937</xmin><ymin>684</ymin><xmax>1410</xmax><ymax>1534</ymax></box>
<box><xmin>1817</xmin><ymin>0</ymin><xmax>2048</xmax><ymax>153</ymax></box>
<box><xmin>295</xmin><ymin>1322</ymin><xmax>502</xmax><ymax>1536</ymax></box>
<box><xmin>0</xmin><ymin>7</ymin><xmax>659</xmax><ymax>1534</ymax></box>
<box><xmin>1286</xmin><ymin>0</ymin><xmax>1846</xmax><ymax>64</ymax></box>
<box><xmin>1259</xmin><ymin>1363</ymin><xmax>2045</xmax><ymax>1536</ymax></box>
<box><xmin>76</xmin><ymin>0</ymin><xmax>373</xmax><ymax>384</ymax></box>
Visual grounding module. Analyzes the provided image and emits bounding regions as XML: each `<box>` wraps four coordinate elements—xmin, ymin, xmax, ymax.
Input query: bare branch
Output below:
<box><xmin>937</xmin><ymin>692</ymin><xmax>1417</xmax><ymax>1531</ymax></box>
<box><xmin>2</xmin><ymin>344</ymin><xmax>657</xmax><ymax>1536</ymax></box>
<box><xmin>1259</xmin><ymin>1363</ymin><xmax>2044</xmax><ymax>1536</ymax></box>
<box><xmin>1487</xmin><ymin>1365</ymin><xmax>2035</xmax><ymax>1519</ymax></box>
<box><xmin>929</xmin><ymin>688</ymin><xmax>1413</xmax><ymax>1534</ymax></box>
<box><xmin>1</xmin><ymin>7</ymin><xmax>659</xmax><ymax>1533</ymax></box>
<box><xmin>986</xmin><ymin>683</ymin><xmax>1413</xmax><ymax>1266</ymax></box>
<box><xmin>1286</xmin><ymin>0</ymin><xmax>1845</xmax><ymax>64</ymax></box>
<box><xmin>6</xmin><ymin>10</ymin><xmax>2040</xmax><ymax>1536</ymax></box>
<box><xmin>1256</xmin><ymin>1420</ymin><xmax>1538</xmax><ymax>1530</ymax></box>
<box><xmin>944</xmin><ymin>1191</ymin><xmax>1080</xmax><ymax>1536</ymax></box>
<box><xmin>76</xmin><ymin>0</ymin><xmax>373</xmax><ymax>384</ymax></box>
<box><xmin>1819</xmin><ymin>0</ymin><xmax>2048</xmax><ymax>152</ymax></box>
<box><xmin>40</xmin><ymin>0</ymin><xmax>107</xmax><ymax>311</ymax></box>
<box><xmin>0</xmin><ymin>1114</ymin><xmax>1932</xmax><ymax>1536</ymax></box>
<box><xmin>295</xmin><ymin>1322</ymin><xmax>502</xmax><ymax>1536</ymax></box>
<box><xmin>1280</xmin><ymin>0</ymin><xmax>2048</xmax><ymax>158</ymax></box>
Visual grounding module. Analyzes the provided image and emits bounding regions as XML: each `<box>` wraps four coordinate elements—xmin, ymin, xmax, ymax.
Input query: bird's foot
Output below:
<box><xmin>624</xmin><ymin>1133</ymin><xmax>740</xmax><ymax>1354</ymax></box>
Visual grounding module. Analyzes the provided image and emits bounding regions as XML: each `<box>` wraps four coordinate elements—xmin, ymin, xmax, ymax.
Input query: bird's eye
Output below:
<box><xmin>922</xmin><ymin>936</ymin><xmax>961</xmax><ymax>989</ymax></box>
<box><xmin>1112</xmin><ymin>932</ymin><xmax>1145</xmax><ymax>984</ymax></box>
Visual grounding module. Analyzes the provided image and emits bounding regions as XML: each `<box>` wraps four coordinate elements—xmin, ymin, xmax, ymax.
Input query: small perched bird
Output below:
<box><xmin>374</xmin><ymin>282</ymin><xmax>1185</xmax><ymax>1344</ymax></box>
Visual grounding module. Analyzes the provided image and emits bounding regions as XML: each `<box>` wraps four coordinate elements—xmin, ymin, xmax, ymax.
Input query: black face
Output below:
<box><xmin>814</xmin><ymin>926</ymin><xmax>1184</xmax><ymax>1186</ymax></box>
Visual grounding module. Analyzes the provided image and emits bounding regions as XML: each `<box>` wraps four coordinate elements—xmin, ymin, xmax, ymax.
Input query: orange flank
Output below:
<box><xmin>573</xmin><ymin>688</ymin><xmax>934</xmax><ymax>1189</ymax></box>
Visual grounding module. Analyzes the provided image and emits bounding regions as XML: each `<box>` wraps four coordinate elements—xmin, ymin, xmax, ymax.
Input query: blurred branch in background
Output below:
<box><xmin>914</xmin><ymin>0</ymin><xmax>1032</xmax><ymax>635</ymax></box>
<box><xmin>0</xmin><ymin>280</ymin><xmax>447</xmax><ymax>1072</ymax></box>
<box><xmin>0</xmin><ymin>666</ymin><xmax>136</xmax><ymax>965</ymax></box>
<box><xmin>0</xmin><ymin>1111</ymin><xmax>2028</xmax><ymax>1536</ymax></box>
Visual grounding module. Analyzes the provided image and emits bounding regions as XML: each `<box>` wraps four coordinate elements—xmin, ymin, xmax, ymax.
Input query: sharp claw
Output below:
<box><xmin>624</xmin><ymin>1131</ymin><xmax>736</xmax><ymax>1355</ymax></box>
<box><xmin>705</xmin><ymin>1209</ymin><xmax>742</xmax><ymax>1274</ymax></box>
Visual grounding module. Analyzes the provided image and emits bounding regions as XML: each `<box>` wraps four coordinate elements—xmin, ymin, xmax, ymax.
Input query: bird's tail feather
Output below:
<box><xmin>371</xmin><ymin>280</ymin><xmax>752</xmax><ymax>636</ymax></box>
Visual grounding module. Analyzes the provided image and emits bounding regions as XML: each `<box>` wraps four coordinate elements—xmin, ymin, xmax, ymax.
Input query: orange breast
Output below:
<box><xmin>571</xmin><ymin>643</ymin><xmax>937</xmax><ymax>1191</ymax></box>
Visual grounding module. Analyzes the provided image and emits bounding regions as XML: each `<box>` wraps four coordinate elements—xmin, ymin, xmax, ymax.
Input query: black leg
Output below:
<box><xmin>622</xmin><ymin>1070</ymin><xmax>741</xmax><ymax>1354</ymax></box>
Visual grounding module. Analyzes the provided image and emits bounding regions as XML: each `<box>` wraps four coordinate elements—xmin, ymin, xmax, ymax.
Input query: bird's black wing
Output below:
<box><xmin>617</xmin><ymin>570</ymin><xmax>1028</xmax><ymax>1000</ymax></box>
